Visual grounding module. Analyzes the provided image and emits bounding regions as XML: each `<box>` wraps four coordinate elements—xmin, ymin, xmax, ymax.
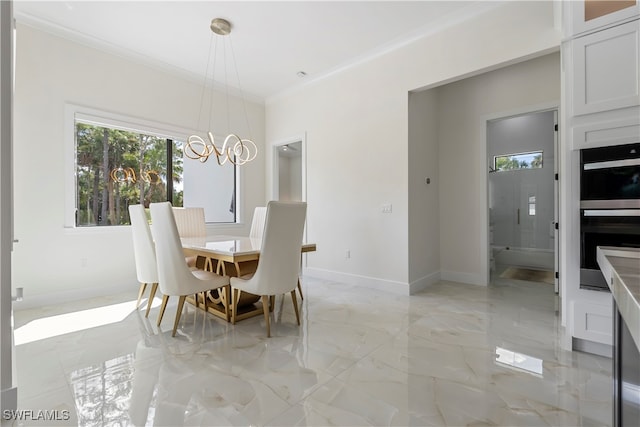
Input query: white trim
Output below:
<box><xmin>303</xmin><ymin>267</ymin><xmax>410</xmax><ymax>296</ymax></box>
<box><xmin>0</xmin><ymin>0</ymin><xmax>16</xmax><ymax>413</ymax></box>
<box><xmin>12</xmin><ymin>281</ymin><xmax>134</xmax><ymax>311</ymax></box>
<box><xmin>266</xmin><ymin>1</ymin><xmax>503</xmax><ymax>105</ymax></box>
<box><xmin>482</xmin><ymin>102</ymin><xmax>560</xmax><ymax>287</ymax></box>
<box><xmin>64</xmin><ymin>103</ymin><xmax>196</xmax><ymax>228</ymax></box>
<box><xmin>64</xmin><ymin>104</ymin><xmax>245</xmax><ymax>229</ymax></box>
<box><xmin>272</xmin><ymin>133</ymin><xmax>308</xmax><ymax>254</ymax></box>
<box><xmin>409</xmin><ymin>271</ymin><xmax>441</xmax><ymax>294</ymax></box>
<box><xmin>440</xmin><ymin>271</ymin><xmax>487</xmax><ymax>287</ymax></box>
<box><xmin>271</xmin><ymin>133</ymin><xmax>307</xmax><ymax>202</ymax></box>
<box><xmin>13</xmin><ymin>11</ymin><xmax>264</xmax><ymax>105</ymax></box>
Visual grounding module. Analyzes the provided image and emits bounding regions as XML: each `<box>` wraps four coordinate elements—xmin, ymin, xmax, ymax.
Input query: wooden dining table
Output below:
<box><xmin>181</xmin><ymin>235</ymin><xmax>316</xmax><ymax>322</ymax></box>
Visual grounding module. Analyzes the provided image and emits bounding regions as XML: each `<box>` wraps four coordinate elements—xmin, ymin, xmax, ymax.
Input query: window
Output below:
<box><xmin>528</xmin><ymin>196</ymin><xmax>536</xmax><ymax>216</ymax></box>
<box><xmin>493</xmin><ymin>151</ymin><xmax>543</xmax><ymax>172</ymax></box>
<box><xmin>71</xmin><ymin>109</ymin><xmax>237</xmax><ymax>227</ymax></box>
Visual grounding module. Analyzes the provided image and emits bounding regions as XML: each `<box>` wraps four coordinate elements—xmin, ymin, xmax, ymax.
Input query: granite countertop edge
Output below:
<box><xmin>597</xmin><ymin>246</ymin><xmax>640</xmax><ymax>351</ymax></box>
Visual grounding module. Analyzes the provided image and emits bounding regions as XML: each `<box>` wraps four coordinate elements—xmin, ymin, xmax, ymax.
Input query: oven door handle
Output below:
<box><xmin>583</xmin><ymin>209</ymin><xmax>640</xmax><ymax>217</ymax></box>
<box><xmin>583</xmin><ymin>158</ymin><xmax>640</xmax><ymax>170</ymax></box>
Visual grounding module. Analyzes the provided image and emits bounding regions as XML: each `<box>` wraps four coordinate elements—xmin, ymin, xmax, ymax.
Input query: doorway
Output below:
<box><xmin>273</xmin><ymin>138</ymin><xmax>305</xmax><ymax>202</ymax></box>
<box><xmin>487</xmin><ymin>110</ymin><xmax>558</xmax><ymax>291</ymax></box>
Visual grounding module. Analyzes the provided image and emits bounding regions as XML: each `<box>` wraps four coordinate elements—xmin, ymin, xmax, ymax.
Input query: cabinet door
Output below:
<box><xmin>571</xmin><ymin>0</ymin><xmax>639</xmax><ymax>36</ymax></box>
<box><xmin>572</xmin><ymin>20</ymin><xmax>640</xmax><ymax>116</ymax></box>
<box><xmin>573</xmin><ymin>300</ymin><xmax>613</xmax><ymax>345</ymax></box>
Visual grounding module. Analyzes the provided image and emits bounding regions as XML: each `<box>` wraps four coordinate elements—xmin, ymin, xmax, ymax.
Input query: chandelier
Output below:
<box><xmin>186</xmin><ymin>18</ymin><xmax>258</xmax><ymax>166</ymax></box>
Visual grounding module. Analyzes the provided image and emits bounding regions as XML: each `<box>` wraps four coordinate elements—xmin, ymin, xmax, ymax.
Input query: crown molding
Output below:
<box><xmin>266</xmin><ymin>1</ymin><xmax>505</xmax><ymax>105</ymax></box>
<box><xmin>14</xmin><ymin>10</ymin><xmax>265</xmax><ymax>105</ymax></box>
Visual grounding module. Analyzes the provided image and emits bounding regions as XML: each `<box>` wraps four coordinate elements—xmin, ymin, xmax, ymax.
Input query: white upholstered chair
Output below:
<box><xmin>150</xmin><ymin>202</ymin><xmax>231</xmax><ymax>337</ymax></box>
<box><xmin>129</xmin><ymin>204</ymin><xmax>159</xmax><ymax>318</ymax></box>
<box><xmin>249</xmin><ymin>206</ymin><xmax>267</xmax><ymax>239</ymax></box>
<box><xmin>249</xmin><ymin>205</ymin><xmax>305</xmax><ymax>300</ymax></box>
<box><xmin>231</xmin><ymin>201</ymin><xmax>307</xmax><ymax>337</ymax></box>
<box><xmin>172</xmin><ymin>207</ymin><xmax>206</xmax><ymax>268</ymax></box>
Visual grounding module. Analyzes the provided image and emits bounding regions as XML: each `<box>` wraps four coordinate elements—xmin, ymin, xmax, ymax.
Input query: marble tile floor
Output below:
<box><xmin>8</xmin><ymin>275</ymin><xmax>612</xmax><ymax>426</ymax></box>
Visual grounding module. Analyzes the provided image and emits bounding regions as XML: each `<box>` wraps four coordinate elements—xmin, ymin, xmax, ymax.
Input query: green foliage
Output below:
<box><xmin>75</xmin><ymin>123</ymin><xmax>183</xmax><ymax>226</ymax></box>
<box><xmin>494</xmin><ymin>152</ymin><xmax>543</xmax><ymax>172</ymax></box>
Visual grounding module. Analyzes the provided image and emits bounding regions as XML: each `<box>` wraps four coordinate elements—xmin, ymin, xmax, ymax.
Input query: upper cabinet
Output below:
<box><xmin>568</xmin><ymin>0</ymin><xmax>639</xmax><ymax>37</ymax></box>
<box><xmin>572</xmin><ymin>20</ymin><xmax>640</xmax><ymax>116</ymax></box>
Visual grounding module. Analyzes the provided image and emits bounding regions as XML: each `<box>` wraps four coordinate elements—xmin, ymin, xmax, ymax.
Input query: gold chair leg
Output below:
<box><xmin>172</xmin><ymin>295</ymin><xmax>187</xmax><ymax>337</ymax></box>
<box><xmin>291</xmin><ymin>290</ymin><xmax>300</xmax><ymax>325</ymax></box>
<box><xmin>136</xmin><ymin>283</ymin><xmax>147</xmax><ymax>308</ymax></box>
<box><xmin>232</xmin><ymin>288</ymin><xmax>238</xmax><ymax>324</ymax></box>
<box><xmin>270</xmin><ymin>295</ymin><xmax>275</xmax><ymax>312</ymax></box>
<box><xmin>157</xmin><ymin>295</ymin><xmax>169</xmax><ymax>326</ymax></box>
<box><xmin>262</xmin><ymin>295</ymin><xmax>271</xmax><ymax>337</ymax></box>
<box><xmin>202</xmin><ymin>291</ymin><xmax>208</xmax><ymax>313</ymax></box>
<box><xmin>145</xmin><ymin>283</ymin><xmax>158</xmax><ymax>318</ymax></box>
<box><xmin>297</xmin><ymin>279</ymin><xmax>304</xmax><ymax>300</ymax></box>
<box><xmin>224</xmin><ymin>286</ymin><xmax>231</xmax><ymax>322</ymax></box>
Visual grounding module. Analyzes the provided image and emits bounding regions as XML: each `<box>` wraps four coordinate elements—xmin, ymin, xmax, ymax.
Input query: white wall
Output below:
<box><xmin>408</xmin><ymin>90</ymin><xmax>440</xmax><ymax>292</ymax></box>
<box><xmin>277</xmin><ymin>152</ymin><xmax>302</xmax><ymax>202</ymax></box>
<box><xmin>437</xmin><ymin>53</ymin><xmax>560</xmax><ymax>285</ymax></box>
<box><xmin>266</xmin><ymin>1</ymin><xmax>560</xmax><ymax>292</ymax></box>
<box><xmin>12</xmin><ymin>24</ymin><xmax>265</xmax><ymax>307</ymax></box>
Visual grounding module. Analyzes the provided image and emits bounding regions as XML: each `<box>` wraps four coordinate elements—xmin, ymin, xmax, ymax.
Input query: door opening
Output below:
<box><xmin>273</xmin><ymin>138</ymin><xmax>305</xmax><ymax>202</ymax></box>
<box><xmin>487</xmin><ymin>110</ymin><xmax>559</xmax><ymax>292</ymax></box>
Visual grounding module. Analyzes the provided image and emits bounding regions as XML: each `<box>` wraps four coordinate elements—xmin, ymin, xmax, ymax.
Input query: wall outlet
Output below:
<box><xmin>381</xmin><ymin>204</ymin><xmax>392</xmax><ymax>213</ymax></box>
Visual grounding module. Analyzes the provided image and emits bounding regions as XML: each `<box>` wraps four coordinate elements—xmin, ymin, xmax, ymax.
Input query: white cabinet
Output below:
<box><xmin>562</xmin><ymin>4</ymin><xmax>639</xmax><ymax>354</ymax></box>
<box><xmin>572</xmin><ymin>107</ymin><xmax>640</xmax><ymax>149</ymax></box>
<box><xmin>569</xmin><ymin>0</ymin><xmax>640</xmax><ymax>37</ymax></box>
<box><xmin>572</xmin><ymin>20</ymin><xmax>640</xmax><ymax>116</ymax></box>
<box><xmin>572</xmin><ymin>299</ymin><xmax>613</xmax><ymax>345</ymax></box>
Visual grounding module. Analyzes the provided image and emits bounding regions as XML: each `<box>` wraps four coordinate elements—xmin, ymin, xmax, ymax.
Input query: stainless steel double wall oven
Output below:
<box><xmin>580</xmin><ymin>142</ymin><xmax>640</xmax><ymax>291</ymax></box>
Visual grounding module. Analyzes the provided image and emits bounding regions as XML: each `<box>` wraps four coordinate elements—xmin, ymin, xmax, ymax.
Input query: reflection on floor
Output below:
<box><xmin>13</xmin><ymin>276</ymin><xmax>612</xmax><ymax>426</ymax></box>
<box><xmin>500</xmin><ymin>266</ymin><xmax>555</xmax><ymax>285</ymax></box>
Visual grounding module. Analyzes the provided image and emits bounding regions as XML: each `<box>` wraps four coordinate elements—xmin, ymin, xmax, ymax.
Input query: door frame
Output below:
<box><xmin>482</xmin><ymin>103</ymin><xmax>560</xmax><ymax>293</ymax></box>
<box><xmin>272</xmin><ymin>133</ymin><xmax>307</xmax><ymax>203</ymax></box>
<box><xmin>1</xmin><ymin>0</ymin><xmax>17</xmax><ymax>413</ymax></box>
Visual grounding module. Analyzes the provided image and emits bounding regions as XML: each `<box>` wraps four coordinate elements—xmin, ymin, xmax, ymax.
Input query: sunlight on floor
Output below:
<box><xmin>495</xmin><ymin>346</ymin><xmax>544</xmax><ymax>377</ymax></box>
<box><xmin>15</xmin><ymin>298</ymin><xmax>161</xmax><ymax>346</ymax></box>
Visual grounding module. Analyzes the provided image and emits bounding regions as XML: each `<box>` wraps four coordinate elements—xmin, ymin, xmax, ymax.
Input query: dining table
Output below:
<box><xmin>181</xmin><ymin>235</ymin><xmax>316</xmax><ymax>322</ymax></box>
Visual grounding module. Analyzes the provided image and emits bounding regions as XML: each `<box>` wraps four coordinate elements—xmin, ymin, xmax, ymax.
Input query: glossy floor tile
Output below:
<box><xmin>10</xmin><ymin>274</ymin><xmax>612</xmax><ymax>426</ymax></box>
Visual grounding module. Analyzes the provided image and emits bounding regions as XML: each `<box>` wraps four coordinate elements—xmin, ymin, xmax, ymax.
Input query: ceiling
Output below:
<box><xmin>13</xmin><ymin>1</ymin><xmax>501</xmax><ymax>102</ymax></box>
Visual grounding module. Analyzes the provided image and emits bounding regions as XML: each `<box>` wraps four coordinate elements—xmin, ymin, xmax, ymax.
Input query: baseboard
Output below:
<box><xmin>572</xmin><ymin>337</ymin><xmax>613</xmax><ymax>358</ymax></box>
<box><xmin>12</xmin><ymin>282</ymin><xmax>134</xmax><ymax>311</ymax></box>
<box><xmin>441</xmin><ymin>270</ymin><xmax>487</xmax><ymax>286</ymax></box>
<box><xmin>1</xmin><ymin>386</ymin><xmax>17</xmax><ymax>413</ymax></box>
<box><xmin>303</xmin><ymin>267</ymin><xmax>411</xmax><ymax>295</ymax></box>
<box><xmin>409</xmin><ymin>271</ymin><xmax>441</xmax><ymax>295</ymax></box>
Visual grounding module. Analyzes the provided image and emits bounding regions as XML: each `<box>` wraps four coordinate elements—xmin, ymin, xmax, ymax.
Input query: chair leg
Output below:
<box><xmin>297</xmin><ymin>279</ymin><xmax>304</xmax><ymax>300</ymax></box>
<box><xmin>172</xmin><ymin>295</ymin><xmax>187</xmax><ymax>337</ymax></box>
<box><xmin>157</xmin><ymin>295</ymin><xmax>169</xmax><ymax>326</ymax></box>
<box><xmin>224</xmin><ymin>286</ymin><xmax>231</xmax><ymax>322</ymax></box>
<box><xmin>262</xmin><ymin>295</ymin><xmax>271</xmax><ymax>337</ymax></box>
<box><xmin>145</xmin><ymin>283</ymin><xmax>158</xmax><ymax>318</ymax></box>
<box><xmin>202</xmin><ymin>291</ymin><xmax>208</xmax><ymax>314</ymax></box>
<box><xmin>136</xmin><ymin>283</ymin><xmax>147</xmax><ymax>308</ymax></box>
<box><xmin>270</xmin><ymin>295</ymin><xmax>275</xmax><ymax>312</ymax></box>
<box><xmin>232</xmin><ymin>288</ymin><xmax>239</xmax><ymax>324</ymax></box>
<box><xmin>291</xmin><ymin>290</ymin><xmax>300</xmax><ymax>325</ymax></box>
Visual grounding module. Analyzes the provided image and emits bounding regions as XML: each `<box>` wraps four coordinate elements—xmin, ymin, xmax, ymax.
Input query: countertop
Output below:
<box><xmin>597</xmin><ymin>246</ymin><xmax>640</xmax><ymax>351</ymax></box>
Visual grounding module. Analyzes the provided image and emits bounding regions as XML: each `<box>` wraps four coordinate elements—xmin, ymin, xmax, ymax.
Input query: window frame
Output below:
<box><xmin>492</xmin><ymin>150</ymin><xmax>544</xmax><ymax>173</ymax></box>
<box><xmin>64</xmin><ymin>104</ymin><xmax>243</xmax><ymax>230</ymax></box>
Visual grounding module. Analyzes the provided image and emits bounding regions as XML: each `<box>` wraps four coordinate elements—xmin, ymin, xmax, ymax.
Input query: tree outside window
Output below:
<box><xmin>75</xmin><ymin>122</ymin><xmax>183</xmax><ymax>226</ymax></box>
<box><xmin>494</xmin><ymin>151</ymin><xmax>543</xmax><ymax>172</ymax></box>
